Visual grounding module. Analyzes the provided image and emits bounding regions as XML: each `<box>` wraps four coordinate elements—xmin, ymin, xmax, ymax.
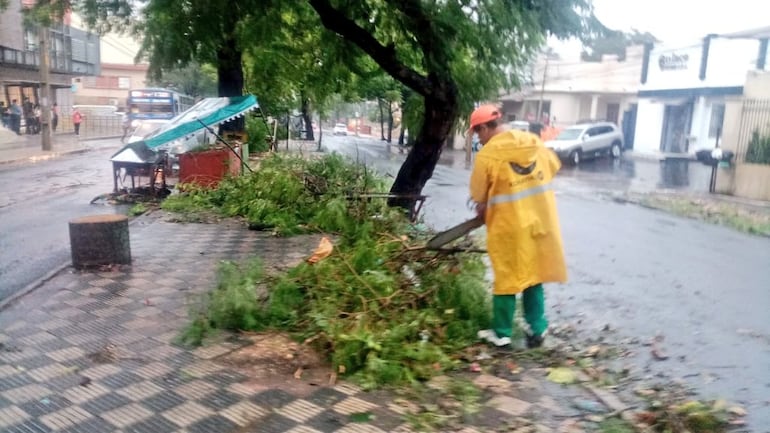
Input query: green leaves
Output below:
<box><xmin>176</xmin><ymin>154</ymin><xmax>491</xmax><ymax>387</ymax></box>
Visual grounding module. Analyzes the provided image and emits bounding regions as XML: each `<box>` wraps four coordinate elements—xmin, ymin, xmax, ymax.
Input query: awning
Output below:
<box><xmin>143</xmin><ymin>94</ymin><xmax>259</xmax><ymax>149</ymax></box>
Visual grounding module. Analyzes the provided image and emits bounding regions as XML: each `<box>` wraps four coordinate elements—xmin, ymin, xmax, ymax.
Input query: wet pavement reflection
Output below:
<box><xmin>556</xmin><ymin>156</ymin><xmax>714</xmax><ymax>194</ymax></box>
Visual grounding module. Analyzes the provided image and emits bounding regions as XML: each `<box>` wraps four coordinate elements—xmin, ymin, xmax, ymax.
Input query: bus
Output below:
<box><xmin>126</xmin><ymin>88</ymin><xmax>195</xmax><ymax>123</ymax></box>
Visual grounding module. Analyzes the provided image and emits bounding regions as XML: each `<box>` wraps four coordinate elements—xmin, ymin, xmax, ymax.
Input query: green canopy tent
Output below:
<box><xmin>110</xmin><ymin>95</ymin><xmax>259</xmax><ymax>193</ymax></box>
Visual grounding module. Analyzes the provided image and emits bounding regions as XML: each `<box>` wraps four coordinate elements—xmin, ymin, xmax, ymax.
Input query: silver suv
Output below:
<box><xmin>545</xmin><ymin>121</ymin><xmax>624</xmax><ymax>165</ymax></box>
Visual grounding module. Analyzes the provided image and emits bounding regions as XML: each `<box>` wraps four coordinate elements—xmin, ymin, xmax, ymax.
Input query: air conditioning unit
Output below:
<box><xmin>109</xmin><ymin>99</ymin><xmax>118</xmax><ymax>106</ymax></box>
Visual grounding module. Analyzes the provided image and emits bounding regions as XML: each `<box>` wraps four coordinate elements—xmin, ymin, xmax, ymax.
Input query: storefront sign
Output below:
<box><xmin>658</xmin><ymin>53</ymin><xmax>689</xmax><ymax>71</ymax></box>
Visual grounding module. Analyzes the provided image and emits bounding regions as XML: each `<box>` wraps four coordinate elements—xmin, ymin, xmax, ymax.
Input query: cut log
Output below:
<box><xmin>69</xmin><ymin>214</ymin><xmax>131</xmax><ymax>269</ymax></box>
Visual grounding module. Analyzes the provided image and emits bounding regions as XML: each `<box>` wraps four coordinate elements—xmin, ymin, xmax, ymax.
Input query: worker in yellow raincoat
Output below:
<box><xmin>468</xmin><ymin>105</ymin><xmax>567</xmax><ymax>348</ymax></box>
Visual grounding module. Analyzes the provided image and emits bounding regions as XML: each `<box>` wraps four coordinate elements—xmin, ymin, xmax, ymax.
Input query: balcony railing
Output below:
<box><xmin>1</xmin><ymin>45</ymin><xmax>79</xmax><ymax>74</ymax></box>
<box><xmin>0</xmin><ymin>45</ymin><xmax>73</xmax><ymax>73</ymax></box>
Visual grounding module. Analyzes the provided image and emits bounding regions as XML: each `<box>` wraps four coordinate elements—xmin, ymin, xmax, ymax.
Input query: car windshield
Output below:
<box><xmin>335</xmin><ymin>123</ymin><xmax>346</xmax><ymax>128</ymax></box>
<box><xmin>555</xmin><ymin>128</ymin><xmax>584</xmax><ymax>140</ymax></box>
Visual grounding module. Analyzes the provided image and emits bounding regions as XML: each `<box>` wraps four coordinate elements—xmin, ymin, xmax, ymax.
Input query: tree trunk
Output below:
<box><xmin>301</xmin><ymin>96</ymin><xmax>314</xmax><ymax>141</ymax></box>
<box><xmin>69</xmin><ymin>214</ymin><xmax>131</xmax><ymax>269</ymax></box>
<box><xmin>378</xmin><ymin>98</ymin><xmax>385</xmax><ymax>141</ymax></box>
<box><xmin>398</xmin><ymin>128</ymin><xmax>405</xmax><ymax>145</ymax></box>
<box><xmin>217</xmin><ymin>27</ymin><xmax>244</xmax><ymax>132</ymax></box>
<box><xmin>388</xmin><ymin>81</ymin><xmax>458</xmax><ymax>211</ymax></box>
<box><xmin>387</xmin><ymin>103</ymin><xmax>393</xmax><ymax>143</ymax></box>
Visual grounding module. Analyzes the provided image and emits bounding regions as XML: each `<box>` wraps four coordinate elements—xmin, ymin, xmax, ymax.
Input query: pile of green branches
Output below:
<box><xmin>162</xmin><ymin>153</ymin><xmax>390</xmax><ymax>236</ymax></box>
<box><xmin>175</xmin><ymin>153</ymin><xmax>490</xmax><ymax>388</ymax></box>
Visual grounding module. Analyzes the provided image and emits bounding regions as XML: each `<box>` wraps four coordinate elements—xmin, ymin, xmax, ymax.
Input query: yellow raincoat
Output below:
<box><xmin>470</xmin><ymin>129</ymin><xmax>567</xmax><ymax>295</ymax></box>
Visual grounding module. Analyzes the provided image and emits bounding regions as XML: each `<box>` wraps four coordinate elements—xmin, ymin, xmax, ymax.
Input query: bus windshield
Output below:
<box><xmin>127</xmin><ymin>88</ymin><xmax>193</xmax><ymax>121</ymax></box>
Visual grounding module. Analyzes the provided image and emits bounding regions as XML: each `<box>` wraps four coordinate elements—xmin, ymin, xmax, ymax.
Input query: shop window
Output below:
<box><xmin>709</xmin><ymin>104</ymin><xmax>725</xmax><ymax>138</ymax></box>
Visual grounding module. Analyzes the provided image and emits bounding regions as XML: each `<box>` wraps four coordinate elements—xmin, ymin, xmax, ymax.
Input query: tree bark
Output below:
<box><xmin>309</xmin><ymin>0</ymin><xmax>459</xmax><ymax>211</ymax></box>
<box><xmin>387</xmin><ymin>103</ymin><xmax>393</xmax><ymax>143</ymax></box>
<box><xmin>301</xmin><ymin>96</ymin><xmax>314</xmax><ymax>140</ymax></box>
<box><xmin>378</xmin><ymin>98</ymin><xmax>385</xmax><ymax>140</ymax></box>
<box><xmin>69</xmin><ymin>215</ymin><xmax>131</xmax><ymax>269</ymax></box>
<box><xmin>217</xmin><ymin>26</ymin><xmax>244</xmax><ymax>132</ymax></box>
<box><xmin>388</xmin><ymin>79</ymin><xmax>458</xmax><ymax>210</ymax></box>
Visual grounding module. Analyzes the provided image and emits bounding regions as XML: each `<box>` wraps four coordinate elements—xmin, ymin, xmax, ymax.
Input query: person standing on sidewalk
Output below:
<box><xmin>467</xmin><ymin>104</ymin><xmax>567</xmax><ymax>349</ymax></box>
<box><xmin>52</xmin><ymin>103</ymin><xmax>59</xmax><ymax>132</ymax></box>
<box><xmin>23</xmin><ymin>98</ymin><xmax>34</xmax><ymax>135</ymax></box>
<box><xmin>72</xmin><ymin>107</ymin><xmax>84</xmax><ymax>136</ymax></box>
<box><xmin>33</xmin><ymin>104</ymin><xmax>41</xmax><ymax>134</ymax></box>
<box><xmin>9</xmin><ymin>99</ymin><xmax>22</xmax><ymax>135</ymax></box>
<box><xmin>0</xmin><ymin>102</ymin><xmax>8</xmax><ymax>129</ymax></box>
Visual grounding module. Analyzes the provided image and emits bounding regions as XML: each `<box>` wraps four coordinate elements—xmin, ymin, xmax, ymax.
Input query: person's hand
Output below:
<box><xmin>475</xmin><ymin>202</ymin><xmax>487</xmax><ymax>220</ymax></box>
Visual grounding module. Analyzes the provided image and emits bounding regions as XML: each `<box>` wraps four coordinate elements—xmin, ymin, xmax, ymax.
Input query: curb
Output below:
<box><xmin>0</xmin><ymin>135</ymin><xmax>122</xmax><ymax>166</ymax></box>
<box><xmin>0</xmin><ymin>210</ymin><xmax>153</xmax><ymax>312</ymax></box>
<box><xmin>0</xmin><ymin>148</ymin><xmax>92</xmax><ymax>166</ymax></box>
<box><xmin>0</xmin><ymin>262</ymin><xmax>71</xmax><ymax>311</ymax></box>
<box><xmin>625</xmin><ymin>151</ymin><xmax>697</xmax><ymax>162</ymax></box>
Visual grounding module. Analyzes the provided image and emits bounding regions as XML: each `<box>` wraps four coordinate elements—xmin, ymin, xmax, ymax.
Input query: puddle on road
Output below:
<box><xmin>431</xmin><ymin>151</ymin><xmax>714</xmax><ymax>195</ymax></box>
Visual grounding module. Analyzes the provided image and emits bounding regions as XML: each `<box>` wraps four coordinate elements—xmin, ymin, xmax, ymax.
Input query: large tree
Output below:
<box><xmin>307</xmin><ymin>0</ymin><xmax>600</xmax><ymax>208</ymax></box>
<box><xmin>240</xmin><ymin>3</ymin><xmax>362</xmax><ymax>140</ymax></box>
<box><xmin>56</xmin><ymin>0</ymin><xmax>600</xmax><ymax>208</ymax></box>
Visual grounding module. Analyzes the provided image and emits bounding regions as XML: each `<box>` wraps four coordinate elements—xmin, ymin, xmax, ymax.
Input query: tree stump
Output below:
<box><xmin>69</xmin><ymin>214</ymin><xmax>131</xmax><ymax>269</ymax></box>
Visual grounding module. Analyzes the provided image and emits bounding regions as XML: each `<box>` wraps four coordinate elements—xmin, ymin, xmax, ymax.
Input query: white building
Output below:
<box><xmin>501</xmin><ymin>46</ymin><xmax>643</xmax><ymax>129</ymax></box>
<box><xmin>634</xmin><ymin>31</ymin><xmax>769</xmax><ymax>157</ymax></box>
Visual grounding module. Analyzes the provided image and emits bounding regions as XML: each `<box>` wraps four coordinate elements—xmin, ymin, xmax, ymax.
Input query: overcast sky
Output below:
<box><xmin>592</xmin><ymin>0</ymin><xmax>769</xmax><ymax>44</ymax></box>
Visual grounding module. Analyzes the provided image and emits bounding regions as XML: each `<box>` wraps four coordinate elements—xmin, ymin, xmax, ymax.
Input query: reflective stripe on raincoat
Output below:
<box><xmin>469</xmin><ymin>129</ymin><xmax>567</xmax><ymax>295</ymax></box>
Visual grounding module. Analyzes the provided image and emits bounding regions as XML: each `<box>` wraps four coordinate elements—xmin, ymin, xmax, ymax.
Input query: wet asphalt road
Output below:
<box><xmin>1</xmin><ymin>133</ymin><xmax>768</xmax><ymax>427</ymax></box>
<box><xmin>321</xmin><ymin>134</ymin><xmax>770</xmax><ymax>428</ymax></box>
<box><xmin>0</xmin><ymin>138</ymin><xmax>128</xmax><ymax>303</ymax></box>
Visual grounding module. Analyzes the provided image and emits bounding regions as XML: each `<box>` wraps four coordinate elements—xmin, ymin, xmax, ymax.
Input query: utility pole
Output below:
<box><xmin>39</xmin><ymin>25</ymin><xmax>52</xmax><ymax>151</ymax></box>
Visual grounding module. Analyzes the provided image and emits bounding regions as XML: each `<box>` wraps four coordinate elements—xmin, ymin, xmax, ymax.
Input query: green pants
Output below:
<box><xmin>492</xmin><ymin>284</ymin><xmax>547</xmax><ymax>338</ymax></box>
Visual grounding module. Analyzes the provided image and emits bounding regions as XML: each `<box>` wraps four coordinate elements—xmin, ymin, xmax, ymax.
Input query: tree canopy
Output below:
<box><xmin>148</xmin><ymin>62</ymin><xmax>218</xmax><ymax>98</ymax></box>
<box><xmin>581</xmin><ymin>29</ymin><xmax>658</xmax><ymax>62</ymax></box>
<box><xmin>27</xmin><ymin>0</ymin><xmax>605</xmax><ymax>206</ymax></box>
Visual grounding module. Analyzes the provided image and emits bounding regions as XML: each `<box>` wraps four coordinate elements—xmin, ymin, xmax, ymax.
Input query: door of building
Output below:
<box><xmin>621</xmin><ymin>104</ymin><xmax>638</xmax><ymax>150</ymax></box>
<box><xmin>660</xmin><ymin>103</ymin><xmax>693</xmax><ymax>153</ymax></box>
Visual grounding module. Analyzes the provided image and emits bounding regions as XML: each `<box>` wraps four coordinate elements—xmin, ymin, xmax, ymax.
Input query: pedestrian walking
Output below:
<box><xmin>72</xmin><ymin>107</ymin><xmax>84</xmax><ymax>136</ymax></box>
<box><xmin>120</xmin><ymin>112</ymin><xmax>131</xmax><ymax>143</ymax></box>
<box><xmin>23</xmin><ymin>98</ymin><xmax>34</xmax><ymax>135</ymax></box>
<box><xmin>52</xmin><ymin>103</ymin><xmax>59</xmax><ymax>132</ymax></box>
<box><xmin>467</xmin><ymin>104</ymin><xmax>567</xmax><ymax>349</ymax></box>
<box><xmin>9</xmin><ymin>99</ymin><xmax>22</xmax><ymax>135</ymax></box>
<box><xmin>33</xmin><ymin>104</ymin><xmax>41</xmax><ymax>134</ymax></box>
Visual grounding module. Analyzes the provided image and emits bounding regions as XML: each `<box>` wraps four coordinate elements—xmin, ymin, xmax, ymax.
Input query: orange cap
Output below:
<box><xmin>468</xmin><ymin>104</ymin><xmax>502</xmax><ymax>132</ymax></box>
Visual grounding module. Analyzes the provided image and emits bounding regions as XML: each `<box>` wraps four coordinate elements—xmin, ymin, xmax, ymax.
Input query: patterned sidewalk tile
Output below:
<box><xmin>0</xmin><ymin>219</ymin><xmax>587</xmax><ymax>433</ymax></box>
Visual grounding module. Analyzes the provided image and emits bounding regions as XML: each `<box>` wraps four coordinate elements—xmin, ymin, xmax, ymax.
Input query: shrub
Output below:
<box><xmin>245</xmin><ymin>116</ymin><xmax>271</xmax><ymax>154</ymax></box>
<box><xmin>746</xmin><ymin>129</ymin><xmax>770</xmax><ymax>164</ymax></box>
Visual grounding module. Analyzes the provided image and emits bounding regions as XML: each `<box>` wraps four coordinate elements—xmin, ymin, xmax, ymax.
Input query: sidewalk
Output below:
<box><xmin>0</xmin><ymin>129</ymin><xmax>119</xmax><ymax>165</ymax></box>
<box><xmin>0</xmin><ymin>211</ymin><xmax>609</xmax><ymax>433</ymax></box>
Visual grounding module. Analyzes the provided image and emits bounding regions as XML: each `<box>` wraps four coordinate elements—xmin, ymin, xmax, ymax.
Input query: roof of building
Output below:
<box><xmin>721</xmin><ymin>26</ymin><xmax>770</xmax><ymax>40</ymax></box>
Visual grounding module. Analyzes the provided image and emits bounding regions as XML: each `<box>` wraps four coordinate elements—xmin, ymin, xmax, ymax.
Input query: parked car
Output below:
<box><xmin>545</xmin><ymin>121</ymin><xmax>624</xmax><ymax>165</ymax></box>
<box><xmin>333</xmin><ymin>123</ymin><xmax>348</xmax><ymax>135</ymax></box>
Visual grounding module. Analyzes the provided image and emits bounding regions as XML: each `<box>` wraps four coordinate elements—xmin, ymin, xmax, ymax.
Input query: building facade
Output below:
<box><xmin>0</xmin><ymin>1</ymin><xmax>100</xmax><ymax>112</ymax></box>
<box><xmin>500</xmin><ymin>46</ymin><xmax>643</xmax><ymax>136</ymax></box>
<box><xmin>72</xmin><ymin>63</ymin><xmax>149</xmax><ymax>109</ymax></box>
<box><xmin>634</xmin><ymin>32</ymin><xmax>769</xmax><ymax>157</ymax></box>
<box><xmin>67</xmin><ymin>13</ymin><xmax>149</xmax><ymax>111</ymax></box>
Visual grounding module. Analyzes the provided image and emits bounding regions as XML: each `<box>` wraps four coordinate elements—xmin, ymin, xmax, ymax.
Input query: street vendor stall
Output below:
<box><xmin>109</xmin><ymin>95</ymin><xmax>260</xmax><ymax>193</ymax></box>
